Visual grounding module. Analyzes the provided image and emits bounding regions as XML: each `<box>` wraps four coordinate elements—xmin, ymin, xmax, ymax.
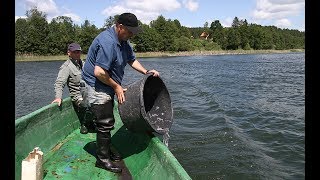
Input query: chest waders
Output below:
<box><xmin>90</xmin><ymin>101</ymin><xmax>122</xmax><ymax>173</ymax></box>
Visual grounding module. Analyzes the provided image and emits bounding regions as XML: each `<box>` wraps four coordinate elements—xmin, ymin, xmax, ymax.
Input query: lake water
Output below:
<box><xmin>15</xmin><ymin>53</ymin><xmax>305</xmax><ymax>179</ymax></box>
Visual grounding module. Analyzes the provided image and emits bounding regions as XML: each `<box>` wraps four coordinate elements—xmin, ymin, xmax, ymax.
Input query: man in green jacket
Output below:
<box><xmin>52</xmin><ymin>42</ymin><xmax>94</xmax><ymax>134</ymax></box>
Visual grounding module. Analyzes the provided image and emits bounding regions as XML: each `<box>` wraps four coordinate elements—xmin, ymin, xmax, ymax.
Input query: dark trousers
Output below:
<box><xmin>72</xmin><ymin>101</ymin><xmax>95</xmax><ymax>129</ymax></box>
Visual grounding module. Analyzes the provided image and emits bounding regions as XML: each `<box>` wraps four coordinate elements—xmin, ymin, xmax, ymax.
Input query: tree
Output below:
<box><xmin>103</xmin><ymin>16</ymin><xmax>116</xmax><ymax>29</ymax></box>
<box><xmin>226</xmin><ymin>28</ymin><xmax>241</xmax><ymax>49</ymax></box>
<box><xmin>238</xmin><ymin>21</ymin><xmax>250</xmax><ymax>49</ymax></box>
<box><xmin>210</xmin><ymin>20</ymin><xmax>223</xmax><ymax>32</ymax></box>
<box><xmin>46</xmin><ymin>19</ymin><xmax>64</xmax><ymax>55</ymax></box>
<box><xmin>15</xmin><ymin>18</ymin><xmax>29</xmax><ymax>54</ymax></box>
<box><xmin>15</xmin><ymin>10</ymin><xmax>305</xmax><ymax>55</ymax></box>
<box><xmin>132</xmin><ymin>24</ymin><xmax>162</xmax><ymax>52</ymax></box>
<box><xmin>46</xmin><ymin>16</ymin><xmax>75</xmax><ymax>55</ymax></box>
<box><xmin>179</xmin><ymin>26</ymin><xmax>192</xmax><ymax>39</ymax></box>
<box><xmin>25</xmin><ymin>7</ymin><xmax>49</xmax><ymax>55</ymax></box>
<box><xmin>150</xmin><ymin>15</ymin><xmax>179</xmax><ymax>51</ymax></box>
<box><xmin>232</xmin><ymin>17</ymin><xmax>240</xmax><ymax>28</ymax></box>
<box><xmin>173</xmin><ymin>36</ymin><xmax>194</xmax><ymax>51</ymax></box>
<box><xmin>77</xmin><ymin>20</ymin><xmax>100</xmax><ymax>53</ymax></box>
<box><xmin>204</xmin><ymin>22</ymin><xmax>208</xmax><ymax>29</ymax></box>
<box><xmin>173</xmin><ymin>19</ymin><xmax>181</xmax><ymax>29</ymax></box>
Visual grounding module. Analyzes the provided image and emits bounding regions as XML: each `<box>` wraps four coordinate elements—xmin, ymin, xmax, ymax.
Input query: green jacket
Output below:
<box><xmin>54</xmin><ymin>58</ymin><xmax>83</xmax><ymax>105</ymax></box>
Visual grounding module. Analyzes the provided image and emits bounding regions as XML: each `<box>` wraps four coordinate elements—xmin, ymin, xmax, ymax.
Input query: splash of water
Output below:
<box><xmin>162</xmin><ymin>128</ymin><xmax>170</xmax><ymax>147</ymax></box>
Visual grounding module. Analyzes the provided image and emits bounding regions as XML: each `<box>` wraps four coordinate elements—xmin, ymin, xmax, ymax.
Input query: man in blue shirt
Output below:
<box><xmin>82</xmin><ymin>12</ymin><xmax>159</xmax><ymax>173</ymax></box>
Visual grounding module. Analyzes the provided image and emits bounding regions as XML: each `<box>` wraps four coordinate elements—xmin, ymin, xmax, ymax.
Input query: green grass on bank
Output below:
<box><xmin>15</xmin><ymin>49</ymin><xmax>304</xmax><ymax>62</ymax></box>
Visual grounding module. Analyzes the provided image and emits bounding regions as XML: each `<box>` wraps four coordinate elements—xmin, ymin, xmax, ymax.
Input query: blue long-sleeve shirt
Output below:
<box><xmin>82</xmin><ymin>25</ymin><xmax>136</xmax><ymax>95</ymax></box>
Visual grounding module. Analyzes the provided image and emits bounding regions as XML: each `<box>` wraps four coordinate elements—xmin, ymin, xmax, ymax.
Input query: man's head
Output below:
<box><xmin>116</xmin><ymin>12</ymin><xmax>142</xmax><ymax>41</ymax></box>
<box><xmin>67</xmin><ymin>43</ymin><xmax>81</xmax><ymax>60</ymax></box>
<box><xmin>117</xmin><ymin>13</ymin><xmax>142</xmax><ymax>35</ymax></box>
<box><xmin>68</xmin><ymin>43</ymin><xmax>82</xmax><ymax>51</ymax></box>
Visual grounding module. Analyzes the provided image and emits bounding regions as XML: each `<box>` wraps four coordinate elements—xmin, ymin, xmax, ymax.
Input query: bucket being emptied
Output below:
<box><xmin>118</xmin><ymin>74</ymin><xmax>173</xmax><ymax>135</ymax></box>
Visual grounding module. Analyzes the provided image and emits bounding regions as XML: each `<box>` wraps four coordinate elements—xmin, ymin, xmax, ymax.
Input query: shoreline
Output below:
<box><xmin>15</xmin><ymin>49</ymin><xmax>304</xmax><ymax>62</ymax></box>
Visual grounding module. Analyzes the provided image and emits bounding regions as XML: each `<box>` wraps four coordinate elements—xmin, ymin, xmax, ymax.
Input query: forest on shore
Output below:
<box><xmin>15</xmin><ymin>8</ymin><xmax>305</xmax><ymax>57</ymax></box>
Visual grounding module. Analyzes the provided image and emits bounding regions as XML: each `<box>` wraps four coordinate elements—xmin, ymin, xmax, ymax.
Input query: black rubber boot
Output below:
<box><xmin>72</xmin><ymin>102</ymin><xmax>89</xmax><ymax>134</ymax></box>
<box><xmin>83</xmin><ymin>108</ymin><xmax>97</xmax><ymax>133</ymax></box>
<box><xmin>95</xmin><ymin>132</ymin><xmax>121</xmax><ymax>173</ymax></box>
<box><xmin>80</xmin><ymin>124</ymin><xmax>89</xmax><ymax>134</ymax></box>
<box><xmin>91</xmin><ymin>103</ymin><xmax>121</xmax><ymax>173</ymax></box>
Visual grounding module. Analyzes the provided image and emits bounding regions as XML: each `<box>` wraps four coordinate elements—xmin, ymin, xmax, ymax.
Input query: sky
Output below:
<box><xmin>15</xmin><ymin>0</ymin><xmax>305</xmax><ymax>31</ymax></box>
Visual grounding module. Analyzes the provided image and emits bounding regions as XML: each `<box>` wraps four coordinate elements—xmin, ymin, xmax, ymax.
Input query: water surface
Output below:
<box><xmin>15</xmin><ymin>53</ymin><xmax>305</xmax><ymax>179</ymax></box>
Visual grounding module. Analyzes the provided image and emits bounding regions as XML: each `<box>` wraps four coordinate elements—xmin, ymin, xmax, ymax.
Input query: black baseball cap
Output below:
<box><xmin>68</xmin><ymin>43</ymin><xmax>82</xmax><ymax>51</ymax></box>
<box><xmin>117</xmin><ymin>13</ymin><xmax>143</xmax><ymax>35</ymax></box>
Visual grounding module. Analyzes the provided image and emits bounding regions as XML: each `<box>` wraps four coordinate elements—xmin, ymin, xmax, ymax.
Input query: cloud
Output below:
<box><xmin>19</xmin><ymin>0</ymin><xmax>82</xmax><ymax>24</ymax></box>
<box><xmin>126</xmin><ymin>0</ymin><xmax>181</xmax><ymax>12</ymax></box>
<box><xmin>101</xmin><ymin>5</ymin><xmax>161</xmax><ymax>25</ymax></box>
<box><xmin>251</xmin><ymin>0</ymin><xmax>304</xmax><ymax>30</ymax></box>
<box><xmin>220</xmin><ymin>17</ymin><xmax>233</xmax><ymax>28</ymax></box>
<box><xmin>252</xmin><ymin>0</ymin><xmax>304</xmax><ymax>19</ymax></box>
<box><xmin>183</xmin><ymin>0</ymin><xmax>199</xmax><ymax>12</ymax></box>
<box><xmin>62</xmin><ymin>13</ymin><xmax>81</xmax><ymax>23</ymax></box>
<box><xmin>25</xmin><ymin>0</ymin><xmax>59</xmax><ymax>15</ymax></box>
<box><xmin>298</xmin><ymin>19</ymin><xmax>305</xmax><ymax>32</ymax></box>
<box><xmin>101</xmin><ymin>0</ymin><xmax>199</xmax><ymax>25</ymax></box>
<box><xmin>274</xmin><ymin>18</ymin><xmax>291</xmax><ymax>28</ymax></box>
<box><xmin>15</xmin><ymin>16</ymin><xmax>27</xmax><ymax>21</ymax></box>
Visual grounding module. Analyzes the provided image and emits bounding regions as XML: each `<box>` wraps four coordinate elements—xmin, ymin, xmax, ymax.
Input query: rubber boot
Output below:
<box><xmin>95</xmin><ymin>132</ymin><xmax>121</xmax><ymax>173</ymax></box>
<box><xmin>80</xmin><ymin>124</ymin><xmax>88</xmax><ymax>134</ymax></box>
<box><xmin>72</xmin><ymin>101</ymin><xmax>89</xmax><ymax>134</ymax></box>
<box><xmin>83</xmin><ymin>108</ymin><xmax>97</xmax><ymax>133</ymax></box>
<box><xmin>91</xmin><ymin>103</ymin><xmax>121</xmax><ymax>173</ymax></box>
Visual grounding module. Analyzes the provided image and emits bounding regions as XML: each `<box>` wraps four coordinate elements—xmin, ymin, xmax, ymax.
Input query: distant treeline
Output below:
<box><xmin>16</xmin><ymin>8</ymin><xmax>305</xmax><ymax>56</ymax></box>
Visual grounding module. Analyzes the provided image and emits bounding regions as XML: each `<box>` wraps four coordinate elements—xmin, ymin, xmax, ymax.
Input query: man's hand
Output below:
<box><xmin>146</xmin><ymin>69</ymin><xmax>160</xmax><ymax>77</ymax></box>
<box><xmin>51</xmin><ymin>98</ymin><xmax>62</xmax><ymax>106</ymax></box>
<box><xmin>115</xmin><ymin>86</ymin><xmax>127</xmax><ymax>104</ymax></box>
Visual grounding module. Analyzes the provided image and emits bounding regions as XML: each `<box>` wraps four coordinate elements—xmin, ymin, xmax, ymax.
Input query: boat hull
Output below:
<box><xmin>15</xmin><ymin>97</ymin><xmax>191</xmax><ymax>179</ymax></box>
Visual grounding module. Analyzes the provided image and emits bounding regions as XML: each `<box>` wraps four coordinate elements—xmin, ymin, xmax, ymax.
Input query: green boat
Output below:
<box><xmin>15</xmin><ymin>97</ymin><xmax>191</xmax><ymax>180</ymax></box>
